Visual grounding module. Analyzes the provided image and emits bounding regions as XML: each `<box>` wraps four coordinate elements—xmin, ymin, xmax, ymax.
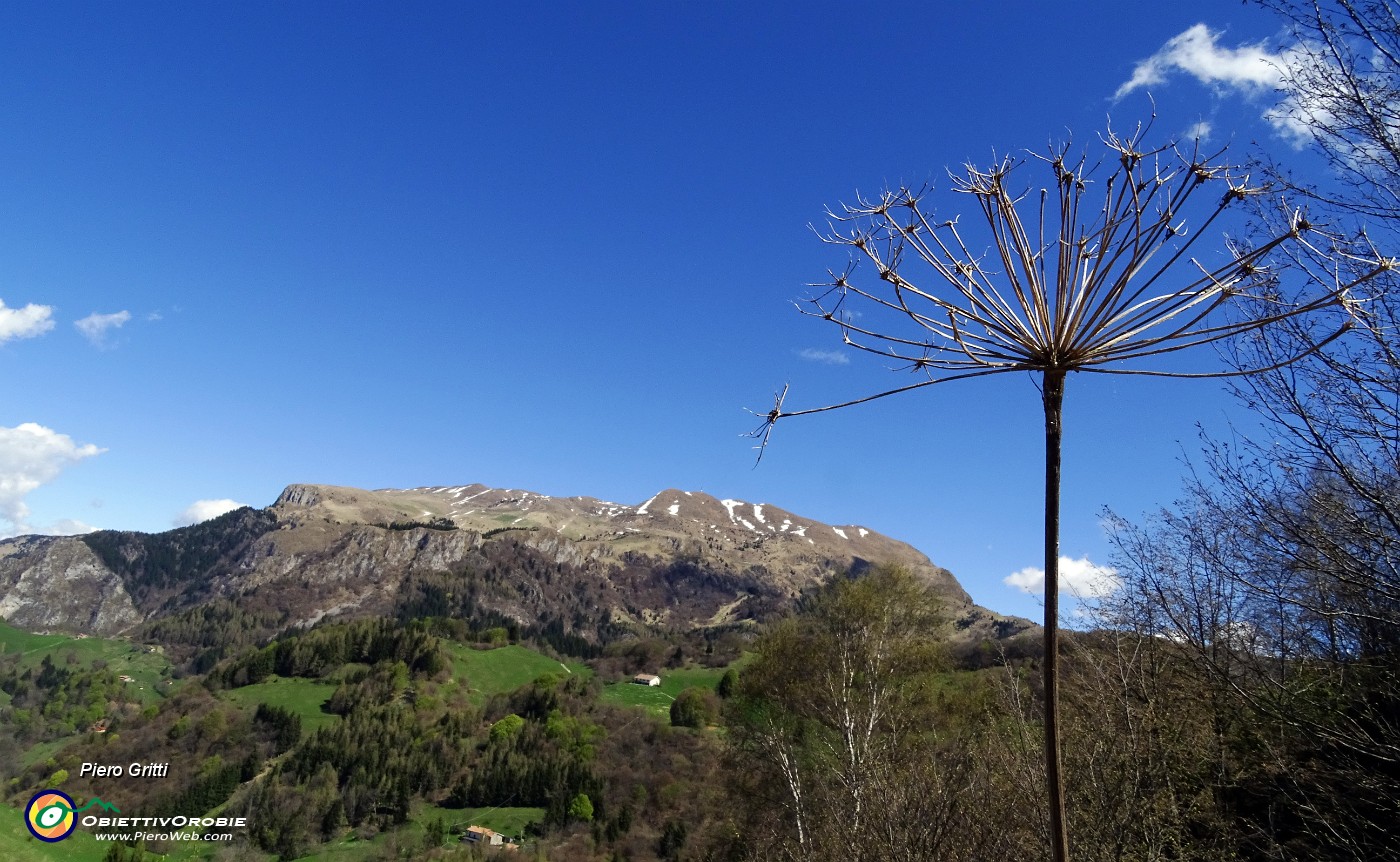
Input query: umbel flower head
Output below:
<box><xmin>750</xmin><ymin>122</ymin><xmax>1391</xmax><ymax>450</ymax></box>
<box><xmin>748</xmin><ymin>120</ymin><xmax>1393</xmax><ymax>862</ymax></box>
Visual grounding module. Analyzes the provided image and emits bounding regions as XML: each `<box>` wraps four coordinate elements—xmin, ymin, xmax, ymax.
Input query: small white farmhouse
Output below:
<box><xmin>462</xmin><ymin>825</ymin><xmax>504</xmax><ymax>845</ymax></box>
<box><xmin>633</xmin><ymin>673</ymin><xmax>662</xmax><ymax>687</ymax></box>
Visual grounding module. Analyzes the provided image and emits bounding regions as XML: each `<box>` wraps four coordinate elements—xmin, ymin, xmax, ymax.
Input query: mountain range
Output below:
<box><xmin>0</xmin><ymin>482</ymin><xmax>1031</xmax><ymax>652</ymax></box>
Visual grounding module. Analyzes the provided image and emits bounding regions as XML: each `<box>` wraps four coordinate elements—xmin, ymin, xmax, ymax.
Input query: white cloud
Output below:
<box><xmin>0</xmin><ymin>423</ymin><xmax>105</xmax><ymax>535</ymax></box>
<box><xmin>1115</xmin><ymin>24</ymin><xmax>1282</xmax><ymax>100</ymax></box>
<box><xmin>174</xmin><ymin>498</ymin><xmax>248</xmax><ymax>527</ymax></box>
<box><xmin>1184</xmin><ymin>120</ymin><xmax>1213</xmax><ymax>141</ymax></box>
<box><xmin>798</xmin><ymin>348</ymin><xmax>851</xmax><ymax>365</ymax></box>
<box><xmin>0</xmin><ymin>299</ymin><xmax>55</xmax><ymax>344</ymax></box>
<box><xmin>1114</xmin><ymin>26</ymin><xmax>1332</xmax><ymax>149</ymax></box>
<box><xmin>75</xmin><ymin>310</ymin><xmax>132</xmax><ymax>347</ymax></box>
<box><xmin>43</xmin><ymin>518</ymin><xmax>99</xmax><ymax>535</ymax></box>
<box><xmin>1005</xmin><ymin>555</ymin><xmax>1122</xmax><ymax>599</ymax></box>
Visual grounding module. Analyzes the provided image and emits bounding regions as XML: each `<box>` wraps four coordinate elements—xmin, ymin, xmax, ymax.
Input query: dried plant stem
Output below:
<box><xmin>1042</xmin><ymin>368</ymin><xmax>1069</xmax><ymax>862</ymax></box>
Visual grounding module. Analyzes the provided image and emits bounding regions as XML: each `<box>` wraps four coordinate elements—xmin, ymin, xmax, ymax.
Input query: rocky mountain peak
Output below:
<box><xmin>263</xmin><ymin>482</ymin><xmax>972</xmax><ymax>605</ymax></box>
<box><xmin>0</xmin><ymin>481</ymin><xmax>1028</xmax><ymax>647</ymax></box>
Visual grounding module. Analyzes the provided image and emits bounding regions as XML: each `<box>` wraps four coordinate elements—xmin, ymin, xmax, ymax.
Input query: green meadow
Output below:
<box><xmin>220</xmin><ymin>677</ymin><xmax>341</xmax><ymax>732</ymax></box>
<box><xmin>441</xmin><ymin>642</ymin><xmax>588</xmax><ymax>705</ymax></box>
<box><xmin>414</xmin><ymin>800</ymin><xmax>543</xmax><ymax>840</ymax></box>
<box><xmin>0</xmin><ymin>620</ymin><xmax>175</xmax><ymax>709</ymax></box>
<box><xmin>600</xmin><ymin>665</ymin><xmax>727</xmax><ymax>715</ymax></box>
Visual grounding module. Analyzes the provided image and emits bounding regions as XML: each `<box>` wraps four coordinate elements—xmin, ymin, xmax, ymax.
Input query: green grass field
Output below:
<box><xmin>600</xmin><ymin>665</ymin><xmax>727</xmax><ymax>715</ymax></box>
<box><xmin>442</xmin><ymin>643</ymin><xmax>588</xmax><ymax>705</ymax></box>
<box><xmin>0</xmin><ymin>621</ymin><xmax>62</xmax><ymax>654</ymax></box>
<box><xmin>214</xmin><ymin>642</ymin><xmax>590</xmax><ymax>727</ymax></box>
<box><xmin>20</xmin><ymin>738</ymin><xmax>78</xmax><ymax>769</ymax></box>
<box><xmin>456</xmin><ymin>806</ymin><xmax>542</xmax><ymax>838</ymax></box>
<box><xmin>220</xmin><ymin>677</ymin><xmax>341</xmax><ymax>732</ymax></box>
<box><xmin>414</xmin><ymin>800</ymin><xmax>543</xmax><ymax>840</ymax></box>
<box><xmin>0</xmin><ymin>620</ymin><xmax>176</xmax><ymax>709</ymax></box>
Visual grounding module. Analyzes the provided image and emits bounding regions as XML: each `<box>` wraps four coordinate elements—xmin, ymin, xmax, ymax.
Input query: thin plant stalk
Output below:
<box><xmin>1043</xmin><ymin>368</ymin><xmax>1069</xmax><ymax>862</ymax></box>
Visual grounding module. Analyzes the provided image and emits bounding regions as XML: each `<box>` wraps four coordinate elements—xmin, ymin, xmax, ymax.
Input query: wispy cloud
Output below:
<box><xmin>174</xmin><ymin>498</ymin><xmax>248</xmax><ymax>527</ymax></box>
<box><xmin>1005</xmin><ymin>555</ymin><xmax>1121</xmax><ymax>599</ymax></box>
<box><xmin>1115</xmin><ymin>24</ymin><xmax>1281</xmax><ymax>101</ymax></box>
<box><xmin>798</xmin><ymin>348</ymin><xmax>850</xmax><ymax>365</ymax></box>
<box><xmin>0</xmin><ymin>299</ymin><xmax>55</xmax><ymax>344</ymax></box>
<box><xmin>1113</xmin><ymin>25</ymin><xmax>1330</xmax><ymax>148</ymax></box>
<box><xmin>1184</xmin><ymin>120</ymin><xmax>1213</xmax><ymax>141</ymax></box>
<box><xmin>0</xmin><ymin>423</ymin><xmax>105</xmax><ymax>536</ymax></box>
<box><xmin>43</xmin><ymin>518</ymin><xmax>99</xmax><ymax>535</ymax></box>
<box><xmin>75</xmin><ymin>310</ymin><xmax>132</xmax><ymax>347</ymax></box>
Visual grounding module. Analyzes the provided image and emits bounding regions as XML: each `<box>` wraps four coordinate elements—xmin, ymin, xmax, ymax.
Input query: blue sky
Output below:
<box><xmin>0</xmin><ymin>1</ymin><xmax>1328</xmax><ymax>620</ymax></box>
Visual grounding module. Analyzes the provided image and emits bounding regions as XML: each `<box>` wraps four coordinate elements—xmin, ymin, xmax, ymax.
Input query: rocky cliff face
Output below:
<box><xmin>0</xmin><ymin>483</ymin><xmax>1031</xmax><ymax>648</ymax></box>
<box><xmin>0</xmin><ymin>536</ymin><xmax>142</xmax><ymax>635</ymax></box>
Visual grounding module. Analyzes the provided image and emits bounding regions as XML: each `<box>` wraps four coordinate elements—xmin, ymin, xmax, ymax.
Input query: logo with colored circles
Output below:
<box><xmin>24</xmin><ymin>789</ymin><xmax>78</xmax><ymax>842</ymax></box>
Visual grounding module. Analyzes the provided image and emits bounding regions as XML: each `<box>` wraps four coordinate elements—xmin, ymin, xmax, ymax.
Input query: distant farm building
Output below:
<box><xmin>462</xmin><ymin>825</ymin><xmax>505</xmax><ymax>845</ymax></box>
<box><xmin>633</xmin><ymin>673</ymin><xmax>661</xmax><ymax>686</ymax></box>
